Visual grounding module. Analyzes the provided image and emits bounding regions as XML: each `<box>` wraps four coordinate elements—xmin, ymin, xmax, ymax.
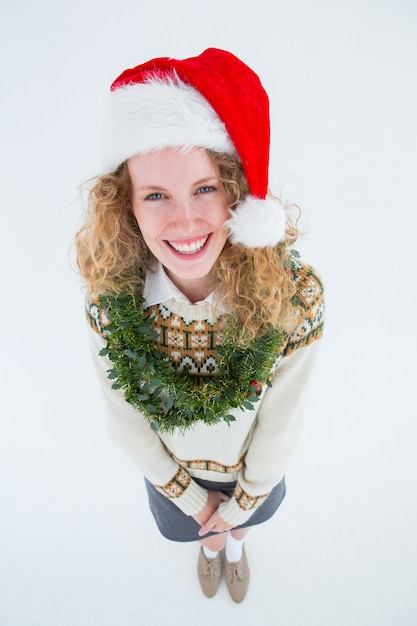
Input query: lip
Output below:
<box><xmin>163</xmin><ymin>234</ymin><xmax>212</xmax><ymax>260</ymax></box>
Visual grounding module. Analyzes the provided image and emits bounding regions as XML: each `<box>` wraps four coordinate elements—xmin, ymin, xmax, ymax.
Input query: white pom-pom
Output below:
<box><xmin>225</xmin><ymin>196</ymin><xmax>286</xmax><ymax>248</ymax></box>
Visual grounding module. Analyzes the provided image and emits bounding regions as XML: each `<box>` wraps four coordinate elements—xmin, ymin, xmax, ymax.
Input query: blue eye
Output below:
<box><xmin>146</xmin><ymin>192</ymin><xmax>165</xmax><ymax>201</ymax></box>
<box><xmin>198</xmin><ymin>186</ymin><xmax>215</xmax><ymax>194</ymax></box>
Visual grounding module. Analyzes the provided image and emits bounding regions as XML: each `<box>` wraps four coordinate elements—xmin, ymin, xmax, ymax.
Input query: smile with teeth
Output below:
<box><xmin>167</xmin><ymin>236</ymin><xmax>209</xmax><ymax>255</ymax></box>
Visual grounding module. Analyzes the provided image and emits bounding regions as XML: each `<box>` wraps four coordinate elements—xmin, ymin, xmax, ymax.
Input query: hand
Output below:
<box><xmin>198</xmin><ymin>509</ymin><xmax>234</xmax><ymax>536</ymax></box>
<box><xmin>192</xmin><ymin>490</ymin><xmax>230</xmax><ymax>529</ymax></box>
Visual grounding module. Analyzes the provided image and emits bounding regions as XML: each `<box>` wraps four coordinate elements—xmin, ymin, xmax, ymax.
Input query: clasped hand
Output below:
<box><xmin>193</xmin><ymin>489</ymin><xmax>234</xmax><ymax>536</ymax></box>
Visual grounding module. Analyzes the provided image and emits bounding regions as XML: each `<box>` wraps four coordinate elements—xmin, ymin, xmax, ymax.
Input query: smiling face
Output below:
<box><xmin>128</xmin><ymin>148</ymin><xmax>230</xmax><ymax>301</ymax></box>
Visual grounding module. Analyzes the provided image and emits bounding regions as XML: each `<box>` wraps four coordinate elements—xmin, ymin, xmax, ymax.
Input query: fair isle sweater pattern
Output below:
<box><xmin>145</xmin><ymin>301</ymin><xmax>226</xmax><ymax>383</ymax></box>
<box><xmin>87</xmin><ymin>260</ymin><xmax>324</xmax><ymax>368</ymax></box>
<box><xmin>284</xmin><ymin>256</ymin><xmax>324</xmax><ymax>355</ymax></box>
<box><xmin>86</xmin><ymin>259</ymin><xmax>324</xmax><ymax>513</ymax></box>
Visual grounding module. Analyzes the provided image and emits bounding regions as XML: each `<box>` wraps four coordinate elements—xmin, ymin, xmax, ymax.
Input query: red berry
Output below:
<box><xmin>250</xmin><ymin>380</ymin><xmax>262</xmax><ymax>395</ymax></box>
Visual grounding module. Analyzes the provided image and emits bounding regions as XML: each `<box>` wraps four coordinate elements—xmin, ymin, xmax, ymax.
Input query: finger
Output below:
<box><xmin>198</xmin><ymin>518</ymin><xmax>221</xmax><ymax>536</ymax></box>
<box><xmin>198</xmin><ymin>523</ymin><xmax>213</xmax><ymax>536</ymax></box>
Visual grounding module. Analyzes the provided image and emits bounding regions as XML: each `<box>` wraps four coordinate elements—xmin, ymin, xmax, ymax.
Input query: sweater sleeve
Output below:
<box><xmin>218</xmin><ymin>340</ymin><xmax>320</xmax><ymax>526</ymax></box>
<box><xmin>217</xmin><ymin>257</ymin><xmax>324</xmax><ymax>526</ymax></box>
<box><xmin>88</xmin><ymin>327</ymin><xmax>208</xmax><ymax>516</ymax></box>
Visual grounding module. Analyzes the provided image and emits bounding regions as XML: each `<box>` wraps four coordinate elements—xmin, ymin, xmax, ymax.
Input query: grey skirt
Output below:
<box><xmin>145</xmin><ymin>476</ymin><xmax>286</xmax><ymax>542</ymax></box>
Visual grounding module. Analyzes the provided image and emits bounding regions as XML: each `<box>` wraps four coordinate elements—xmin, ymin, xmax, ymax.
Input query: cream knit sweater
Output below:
<box><xmin>87</xmin><ymin>258</ymin><xmax>324</xmax><ymax>526</ymax></box>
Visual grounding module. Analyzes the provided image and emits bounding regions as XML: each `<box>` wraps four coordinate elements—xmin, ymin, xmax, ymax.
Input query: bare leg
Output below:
<box><xmin>199</xmin><ymin>533</ymin><xmax>227</xmax><ymax>553</ymax></box>
<box><xmin>230</xmin><ymin>527</ymin><xmax>249</xmax><ymax>541</ymax></box>
<box><xmin>199</xmin><ymin>527</ymin><xmax>249</xmax><ymax>552</ymax></box>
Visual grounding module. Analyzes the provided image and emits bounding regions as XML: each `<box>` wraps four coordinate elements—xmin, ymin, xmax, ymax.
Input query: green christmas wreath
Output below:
<box><xmin>98</xmin><ymin>293</ymin><xmax>283</xmax><ymax>433</ymax></box>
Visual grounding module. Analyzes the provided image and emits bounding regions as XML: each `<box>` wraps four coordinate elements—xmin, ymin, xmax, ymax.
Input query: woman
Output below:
<box><xmin>75</xmin><ymin>48</ymin><xmax>324</xmax><ymax>602</ymax></box>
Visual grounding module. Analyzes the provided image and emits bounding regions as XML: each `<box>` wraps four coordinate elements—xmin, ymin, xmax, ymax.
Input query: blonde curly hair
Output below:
<box><xmin>74</xmin><ymin>150</ymin><xmax>300</xmax><ymax>343</ymax></box>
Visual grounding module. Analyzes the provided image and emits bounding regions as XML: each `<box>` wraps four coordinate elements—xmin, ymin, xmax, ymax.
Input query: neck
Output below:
<box><xmin>165</xmin><ymin>271</ymin><xmax>215</xmax><ymax>303</ymax></box>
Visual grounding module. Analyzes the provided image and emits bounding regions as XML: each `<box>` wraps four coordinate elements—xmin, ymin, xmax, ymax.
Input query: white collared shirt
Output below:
<box><xmin>142</xmin><ymin>262</ymin><xmax>223</xmax><ymax>309</ymax></box>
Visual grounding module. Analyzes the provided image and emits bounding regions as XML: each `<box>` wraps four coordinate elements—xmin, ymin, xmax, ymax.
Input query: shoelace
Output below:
<box><xmin>226</xmin><ymin>562</ymin><xmax>244</xmax><ymax>583</ymax></box>
<box><xmin>201</xmin><ymin>557</ymin><xmax>220</xmax><ymax>581</ymax></box>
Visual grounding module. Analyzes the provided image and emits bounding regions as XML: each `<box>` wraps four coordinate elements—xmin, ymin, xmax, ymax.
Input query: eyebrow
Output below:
<box><xmin>193</xmin><ymin>176</ymin><xmax>219</xmax><ymax>186</ymax></box>
<box><xmin>135</xmin><ymin>186</ymin><xmax>168</xmax><ymax>192</ymax></box>
<box><xmin>134</xmin><ymin>176</ymin><xmax>219</xmax><ymax>192</ymax></box>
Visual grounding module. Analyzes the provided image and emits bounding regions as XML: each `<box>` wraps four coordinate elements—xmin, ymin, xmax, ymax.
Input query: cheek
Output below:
<box><xmin>216</xmin><ymin>205</ymin><xmax>230</xmax><ymax>230</ymax></box>
<box><xmin>132</xmin><ymin>206</ymin><xmax>157</xmax><ymax>236</ymax></box>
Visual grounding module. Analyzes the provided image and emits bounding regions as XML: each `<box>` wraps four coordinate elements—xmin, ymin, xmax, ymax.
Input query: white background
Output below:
<box><xmin>1</xmin><ymin>0</ymin><xmax>416</xmax><ymax>624</ymax></box>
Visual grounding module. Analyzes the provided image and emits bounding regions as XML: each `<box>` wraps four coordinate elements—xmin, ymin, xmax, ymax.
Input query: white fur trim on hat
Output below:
<box><xmin>102</xmin><ymin>75</ymin><xmax>236</xmax><ymax>172</ymax></box>
<box><xmin>225</xmin><ymin>196</ymin><xmax>287</xmax><ymax>248</ymax></box>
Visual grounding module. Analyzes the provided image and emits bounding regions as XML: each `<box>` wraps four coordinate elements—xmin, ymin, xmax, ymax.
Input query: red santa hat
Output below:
<box><xmin>102</xmin><ymin>48</ymin><xmax>286</xmax><ymax>248</ymax></box>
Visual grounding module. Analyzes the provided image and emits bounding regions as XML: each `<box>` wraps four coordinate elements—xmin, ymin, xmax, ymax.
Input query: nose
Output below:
<box><xmin>170</xmin><ymin>199</ymin><xmax>200</xmax><ymax>231</ymax></box>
